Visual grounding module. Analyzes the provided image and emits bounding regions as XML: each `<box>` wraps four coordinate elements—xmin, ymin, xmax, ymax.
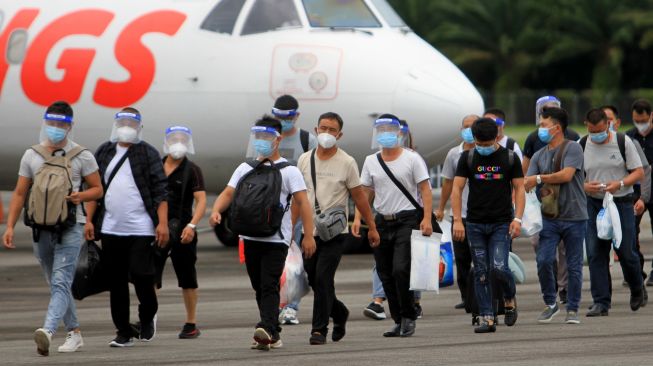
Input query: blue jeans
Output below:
<box><xmin>586</xmin><ymin>197</ymin><xmax>643</xmax><ymax>309</ymax></box>
<box><xmin>371</xmin><ymin>265</ymin><xmax>421</xmax><ymax>300</ymax></box>
<box><xmin>32</xmin><ymin>224</ymin><xmax>83</xmax><ymax>334</ymax></box>
<box><xmin>466</xmin><ymin>222</ymin><xmax>516</xmax><ymax>318</ymax></box>
<box><xmin>537</xmin><ymin>219</ymin><xmax>586</xmax><ymax>311</ymax></box>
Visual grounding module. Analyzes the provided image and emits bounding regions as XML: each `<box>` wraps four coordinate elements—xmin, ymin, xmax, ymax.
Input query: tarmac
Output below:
<box><xmin>1</xmin><ymin>213</ymin><xmax>653</xmax><ymax>365</ymax></box>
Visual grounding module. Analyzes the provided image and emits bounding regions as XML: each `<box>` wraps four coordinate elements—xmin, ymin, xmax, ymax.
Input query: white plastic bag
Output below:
<box><xmin>521</xmin><ymin>191</ymin><xmax>543</xmax><ymax>237</ymax></box>
<box><xmin>279</xmin><ymin>242</ymin><xmax>310</xmax><ymax>308</ymax></box>
<box><xmin>597</xmin><ymin>193</ymin><xmax>622</xmax><ymax>249</ymax></box>
<box><xmin>410</xmin><ymin>230</ymin><xmax>442</xmax><ymax>293</ymax></box>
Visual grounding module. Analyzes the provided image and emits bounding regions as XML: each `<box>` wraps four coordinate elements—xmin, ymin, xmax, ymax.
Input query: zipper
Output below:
<box><xmin>44</xmin><ymin>174</ymin><xmax>54</xmax><ymax>223</ymax></box>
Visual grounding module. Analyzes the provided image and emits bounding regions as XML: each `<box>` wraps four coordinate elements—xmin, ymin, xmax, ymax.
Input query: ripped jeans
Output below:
<box><xmin>466</xmin><ymin>222</ymin><xmax>516</xmax><ymax>318</ymax></box>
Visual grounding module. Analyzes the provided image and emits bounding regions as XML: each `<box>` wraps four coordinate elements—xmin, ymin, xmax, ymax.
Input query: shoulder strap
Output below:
<box><xmin>300</xmin><ymin>129</ymin><xmax>309</xmax><ymax>152</ymax></box>
<box><xmin>105</xmin><ymin>152</ymin><xmax>129</xmax><ymax>189</ymax></box>
<box><xmin>177</xmin><ymin>160</ymin><xmax>193</xmax><ymax>218</ymax></box>
<box><xmin>467</xmin><ymin>148</ymin><xmax>475</xmax><ymax>172</ymax></box>
<box><xmin>617</xmin><ymin>132</ymin><xmax>627</xmax><ymax>164</ymax></box>
<box><xmin>552</xmin><ymin>140</ymin><xmax>570</xmax><ymax>172</ymax></box>
<box><xmin>376</xmin><ymin>153</ymin><xmax>421</xmax><ymax>211</ymax></box>
<box><xmin>66</xmin><ymin>145</ymin><xmax>86</xmax><ymax>160</ymax></box>
<box><xmin>310</xmin><ymin>149</ymin><xmax>321</xmax><ymax>214</ymax></box>
<box><xmin>508</xmin><ymin>149</ymin><xmax>514</xmax><ymax>169</ymax></box>
<box><xmin>30</xmin><ymin>144</ymin><xmax>51</xmax><ymax>159</ymax></box>
<box><xmin>579</xmin><ymin>135</ymin><xmax>587</xmax><ymax>151</ymax></box>
<box><xmin>506</xmin><ymin>137</ymin><xmax>515</xmax><ymax>151</ymax></box>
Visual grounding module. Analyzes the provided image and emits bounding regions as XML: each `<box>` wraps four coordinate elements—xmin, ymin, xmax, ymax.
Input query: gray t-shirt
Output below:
<box><xmin>19</xmin><ymin>140</ymin><xmax>99</xmax><ymax>223</ymax></box>
<box><xmin>279</xmin><ymin>129</ymin><xmax>317</xmax><ymax>166</ymax></box>
<box><xmin>442</xmin><ymin>144</ymin><xmax>469</xmax><ymax>218</ymax></box>
<box><xmin>584</xmin><ymin>133</ymin><xmax>643</xmax><ymax>199</ymax></box>
<box><xmin>528</xmin><ymin>141</ymin><xmax>588</xmax><ymax>220</ymax></box>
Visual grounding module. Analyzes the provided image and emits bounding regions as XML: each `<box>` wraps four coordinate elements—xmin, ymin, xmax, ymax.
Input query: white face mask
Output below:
<box><xmin>635</xmin><ymin>121</ymin><xmax>651</xmax><ymax>134</ymax></box>
<box><xmin>116</xmin><ymin>126</ymin><xmax>138</xmax><ymax>143</ymax></box>
<box><xmin>168</xmin><ymin>143</ymin><xmax>188</xmax><ymax>160</ymax></box>
<box><xmin>317</xmin><ymin>133</ymin><xmax>337</xmax><ymax>149</ymax></box>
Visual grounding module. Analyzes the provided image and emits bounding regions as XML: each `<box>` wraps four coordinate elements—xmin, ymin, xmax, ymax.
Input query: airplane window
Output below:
<box><xmin>6</xmin><ymin>30</ymin><xmax>28</xmax><ymax>64</ymax></box>
<box><xmin>369</xmin><ymin>0</ymin><xmax>406</xmax><ymax>27</ymax></box>
<box><xmin>302</xmin><ymin>0</ymin><xmax>381</xmax><ymax>28</ymax></box>
<box><xmin>241</xmin><ymin>0</ymin><xmax>301</xmax><ymax>36</ymax></box>
<box><xmin>200</xmin><ymin>0</ymin><xmax>246</xmax><ymax>34</ymax></box>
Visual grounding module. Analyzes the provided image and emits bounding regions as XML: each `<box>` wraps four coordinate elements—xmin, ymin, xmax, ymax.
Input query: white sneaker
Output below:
<box><xmin>251</xmin><ymin>339</ymin><xmax>283</xmax><ymax>350</ymax></box>
<box><xmin>279</xmin><ymin>307</ymin><xmax>299</xmax><ymax>325</ymax></box>
<box><xmin>34</xmin><ymin>328</ymin><xmax>52</xmax><ymax>356</ymax></box>
<box><xmin>58</xmin><ymin>331</ymin><xmax>84</xmax><ymax>353</ymax></box>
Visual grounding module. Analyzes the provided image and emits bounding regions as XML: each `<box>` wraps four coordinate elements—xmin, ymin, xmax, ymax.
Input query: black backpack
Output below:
<box><xmin>229</xmin><ymin>159</ymin><xmax>292</xmax><ymax>238</ymax></box>
<box><xmin>579</xmin><ymin>132</ymin><xmax>627</xmax><ymax>165</ymax></box>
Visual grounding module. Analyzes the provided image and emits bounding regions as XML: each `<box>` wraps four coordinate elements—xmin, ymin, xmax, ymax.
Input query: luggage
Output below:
<box><xmin>72</xmin><ymin>240</ymin><xmax>109</xmax><ymax>300</ymax></box>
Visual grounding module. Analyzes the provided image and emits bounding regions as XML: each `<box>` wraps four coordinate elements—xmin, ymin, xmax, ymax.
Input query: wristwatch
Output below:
<box><xmin>620</xmin><ymin>180</ymin><xmax>625</xmax><ymax>190</ymax></box>
<box><xmin>186</xmin><ymin>223</ymin><xmax>197</xmax><ymax>230</ymax></box>
<box><xmin>536</xmin><ymin>175</ymin><xmax>542</xmax><ymax>185</ymax></box>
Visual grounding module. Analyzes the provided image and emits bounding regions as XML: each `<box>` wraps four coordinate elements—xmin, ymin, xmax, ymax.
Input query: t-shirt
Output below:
<box><xmin>498</xmin><ymin>135</ymin><xmax>523</xmax><ymax>161</ymax></box>
<box><xmin>102</xmin><ymin>144</ymin><xmax>155</xmax><ymax>236</ymax></box>
<box><xmin>441</xmin><ymin>143</ymin><xmax>470</xmax><ymax>218</ymax></box>
<box><xmin>297</xmin><ymin>148</ymin><xmax>361</xmax><ymax>235</ymax></box>
<box><xmin>523</xmin><ymin>128</ymin><xmax>581</xmax><ymax>159</ymax></box>
<box><xmin>527</xmin><ymin>142</ymin><xmax>588</xmax><ymax>220</ymax></box>
<box><xmin>164</xmin><ymin>157</ymin><xmax>206</xmax><ymax>224</ymax></box>
<box><xmin>455</xmin><ymin>146</ymin><xmax>524</xmax><ymax>223</ymax></box>
<box><xmin>584</xmin><ymin>132</ymin><xmax>642</xmax><ymax>199</ymax></box>
<box><xmin>227</xmin><ymin>157</ymin><xmax>306</xmax><ymax>245</ymax></box>
<box><xmin>19</xmin><ymin>140</ymin><xmax>98</xmax><ymax>224</ymax></box>
<box><xmin>360</xmin><ymin>149</ymin><xmax>430</xmax><ymax>215</ymax></box>
<box><xmin>278</xmin><ymin>129</ymin><xmax>318</xmax><ymax>166</ymax></box>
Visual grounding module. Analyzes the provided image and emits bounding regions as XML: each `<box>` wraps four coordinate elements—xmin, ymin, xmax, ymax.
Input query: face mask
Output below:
<box><xmin>253</xmin><ymin>139</ymin><xmax>274</xmax><ymax>157</ymax></box>
<box><xmin>168</xmin><ymin>143</ymin><xmax>188</xmax><ymax>160</ymax></box>
<box><xmin>635</xmin><ymin>122</ymin><xmax>650</xmax><ymax>134</ymax></box>
<box><xmin>45</xmin><ymin>126</ymin><xmax>67</xmax><ymax>144</ymax></box>
<box><xmin>475</xmin><ymin>144</ymin><xmax>496</xmax><ymax>156</ymax></box>
<box><xmin>376</xmin><ymin>132</ymin><xmax>399</xmax><ymax>148</ymax></box>
<box><xmin>537</xmin><ymin>127</ymin><xmax>554</xmax><ymax>144</ymax></box>
<box><xmin>460</xmin><ymin>127</ymin><xmax>474</xmax><ymax>143</ymax></box>
<box><xmin>589</xmin><ymin>130</ymin><xmax>608</xmax><ymax>143</ymax></box>
<box><xmin>280</xmin><ymin>120</ymin><xmax>294</xmax><ymax>132</ymax></box>
<box><xmin>116</xmin><ymin>126</ymin><xmax>138</xmax><ymax>143</ymax></box>
<box><xmin>317</xmin><ymin>133</ymin><xmax>337</xmax><ymax>149</ymax></box>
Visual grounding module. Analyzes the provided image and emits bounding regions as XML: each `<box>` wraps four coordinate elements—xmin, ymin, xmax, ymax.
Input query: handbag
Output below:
<box><xmin>165</xmin><ymin>161</ymin><xmax>192</xmax><ymax>249</ymax></box>
<box><xmin>311</xmin><ymin>149</ymin><xmax>347</xmax><ymax>241</ymax></box>
<box><xmin>541</xmin><ymin>140</ymin><xmax>569</xmax><ymax>218</ymax></box>
<box><xmin>72</xmin><ymin>240</ymin><xmax>109</xmax><ymax>300</ymax></box>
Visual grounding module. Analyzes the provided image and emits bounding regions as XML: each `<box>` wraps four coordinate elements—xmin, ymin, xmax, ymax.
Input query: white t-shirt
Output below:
<box><xmin>442</xmin><ymin>143</ymin><xmax>470</xmax><ymax>218</ymax></box>
<box><xmin>101</xmin><ymin>144</ymin><xmax>155</xmax><ymax>236</ymax></box>
<box><xmin>279</xmin><ymin>129</ymin><xmax>318</xmax><ymax>165</ymax></box>
<box><xmin>227</xmin><ymin>157</ymin><xmax>306</xmax><ymax>245</ymax></box>
<box><xmin>360</xmin><ymin>149</ymin><xmax>430</xmax><ymax>215</ymax></box>
<box><xmin>499</xmin><ymin>135</ymin><xmax>524</xmax><ymax>161</ymax></box>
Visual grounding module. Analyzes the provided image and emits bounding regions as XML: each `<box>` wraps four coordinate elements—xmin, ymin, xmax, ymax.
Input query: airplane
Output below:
<box><xmin>0</xmin><ymin>0</ymin><xmax>484</xmax><ymax>244</ymax></box>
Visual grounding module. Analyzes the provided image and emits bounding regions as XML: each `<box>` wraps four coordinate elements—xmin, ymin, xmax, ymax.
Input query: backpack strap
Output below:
<box><xmin>66</xmin><ymin>145</ymin><xmax>87</xmax><ymax>160</ymax></box>
<box><xmin>30</xmin><ymin>144</ymin><xmax>51</xmax><ymax>159</ymax></box>
<box><xmin>467</xmin><ymin>148</ymin><xmax>475</xmax><ymax>172</ymax></box>
<box><xmin>508</xmin><ymin>149</ymin><xmax>514</xmax><ymax>170</ymax></box>
<box><xmin>552</xmin><ymin>140</ymin><xmax>570</xmax><ymax>173</ymax></box>
<box><xmin>506</xmin><ymin>137</ymin><xmax>516</xmax><ymax>152</ymax></box>
<box><xmin>579</xmin><ymin>133</ymin><xmax>628</xmax><ymax>167</ymax></box>
<box><xmin>579</xmin><ymin>135</ymin><xmax>587</xmax><ymax>150</ymax></box>
<box><xmin>300</xmin><ymin>129</ymin><xmax>309</xmax><ymax>152</ymax></box>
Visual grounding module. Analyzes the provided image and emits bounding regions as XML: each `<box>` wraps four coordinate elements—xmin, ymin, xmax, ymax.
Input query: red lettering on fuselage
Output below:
<box><xmin>0</xmin><ymin>9</ymin><xmax>39</xmax><ymax>97</ymax></box>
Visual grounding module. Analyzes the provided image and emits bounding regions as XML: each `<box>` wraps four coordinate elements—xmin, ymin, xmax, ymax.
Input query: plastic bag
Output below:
<box><xmin>521</xmin><ymin>191</ymin><xmax>543</xmax><ymax>237</ymax></box>
<box><xmin>437</xmin><ymin>220</ymin><xmax>454</xmax><ymax>288</ymax></box>
<box><xmin>508</xmin><ymin>252</ymin><xmax>526</xmax><ymax>284</ymax></box>
<box><xmin>597</xmin><ymin>193</ymin><xmax>622</xmax><ymax>249</ymax></box>
<box><xmin>279</xmin><ymin>242</ymin><xmax>310</xmax><ymax>308</ymax></box>
<box><xmin>410</xmin><ymin>230</ymin><xmax>442</xmax><ymax>292</ymax></box>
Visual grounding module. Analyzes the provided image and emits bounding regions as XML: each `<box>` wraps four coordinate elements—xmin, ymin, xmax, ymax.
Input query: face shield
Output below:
<box><xmin>110</xmin><ymin>112</ymin><xmax>143</xmax><ymax>143</ymax></box>
<box><xmin>399</xmin><ymin>123</ymin><xmax>411</xmax><ymax>148</ymax></box>
<box><xmin>371</xmin><ymin>118</ymin><xmax>402</xmax><ymax>149</ymax></box>
<box><xmin>271</xmin><ymin>107</ymin><xmax>298</xmax><ymax>132</ymax></box>
<box><xmin>535</xmin><ymin>96</ymin><xmax>561</xmax><ymax>125</ymax></box>
<box><xmin>163</xmin><ymin>125</ymin><xmax>195</xmax><ymax>160</ymax></box>
<box><xmin>246</xmin><ymin>126</ymin><xmax>281</xmax><ymax>159</ymax></box>
<box><xmin>39</xmin><ymin>113</ymin><xmax>73</xmax><ymax>147</ymax></box>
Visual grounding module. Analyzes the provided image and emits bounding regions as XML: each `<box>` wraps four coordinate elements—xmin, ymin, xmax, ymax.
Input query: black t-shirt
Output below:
<box><xmin>455</xmin><ymin>146</ymin><xmax>523</xmax><ymax>223</ymax></box>
<box><xmin>164</xmin><ymin>157</ymin><xmax>205</xmax><ymax>224</ymax></box>
<box><xmin>523</xmin><ymin>128</ymin><xmax>581</xmax><ymax>159</ymax></box>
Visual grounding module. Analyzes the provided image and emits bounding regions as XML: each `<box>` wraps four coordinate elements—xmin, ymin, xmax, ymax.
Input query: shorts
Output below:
<box><xmin>154</xmin><ymin>234</ymin><xmax>198</xmax><ymax>289</ymax></box>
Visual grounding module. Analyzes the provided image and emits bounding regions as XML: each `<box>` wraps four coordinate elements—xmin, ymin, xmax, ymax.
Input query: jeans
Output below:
<box><xmin>244</xmin><ymin>240</ymin><xmax>288</xmax><ymax>339</ymax></box>
<box><xmin>586</xmin><ymin>197</ymin><xmax>643</xmax><ymax>309</ymax></box>
<box><xmin>371</xmin><ymin>265</ymin><xmax>421</xmax><ymax>301</ymax></box>
<box><xmin>32</xmin><ymin>224</ymin><xmax>83</xmax><ymax>334</ymax></box>
<box><xmin>536</xmin><ymin>219</ymin><xmax>586</xmax><ymax>311</ymax></box>
<box><xmin>304</xmin><ymin>234</ymin><xmax>348</xmax><ymax>335</ymax></box>
<box><xmin>452</xmin><ymin>218</ymin><xmax>472</xmax><ymax>302</ymax></box>
<box><xmin>466</xmin><ymin>222</ymin><xmax>516</xmax><ymax>318</ymax></box>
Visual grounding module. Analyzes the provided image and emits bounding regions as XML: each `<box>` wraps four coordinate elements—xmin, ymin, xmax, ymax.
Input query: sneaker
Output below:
<box><xmin>279</xmin><ymin>307</ymin><xmax>299</xmax><ymax>325</ymax></box>
<box><xmin>109</xmin><ymin>335</ymin><xmax>134</xmax><ymax>348</ymax></box>
<box><xmin>179</xmin><ymin>323</ymin><xmax>201</xmax><ymax>339</ymax></box>
<box><xmin>363</xmin><ymin>302</ymin><xmax>386</xmax><ymax>320</ymax></box>
<box><xmin>57</xmin><ymin>331</ymin><xmax>83</xmax><ymax>353</ymax></box>
<box><xmin>474</xmin><ymin>318</ymin><xmax>496</xmax><ymax>333</ymax></box>
<box><xmin>309</xmin><ymin>332</ymin><xmax>326</xmax><ymax>345</ymax></box>
<box><xmin>251</xmin><ymin>338</ymin><xmax>283</xmax><ymax>350</ymax></box>
<box><xmin>565</xmin><ymin>311</ymin><xmax>580</xmax><ymax>324</ymax></box>
<box><xmin>253</xmin><ymin>327</ymin><xmax>272</xmax><ymax>346</ymax></box>
<box><xmin>586</xmin><ymin>304</ymin><xmax>609</xmax><ymax>317</ymax></box>
<box><xmin>630</xmin><ymin>289</ymin><xmax>644</xmax><ymax>311</ymax></box>
<box><xmin>504</xmin><ymin>299</ymin><xmax>518</xmax><ymax>327</ymax></box>
<box><xmin>414</xmin><ymin>303</ymin><xmax>423</xmax><ymax>319</ymax></box>
<box><xmin>34</xmin><ymin>328</ymin><xmax>52</xmax><ymax>356</ymax></box>
<box><xmin>559</xmin><ymin>289</ymin><xmax>568</xmax><ymax>304</ymax></box>
<box><xmin>537</xmin><ymin>303</ymin><xmax>560</xmax><ymax>324</ymax></box>
<box><xmin>332</xmin><ymin>307</ymin><xmax>349</xmax><ymax>342</ymax></box>
<box><xmin>140</xmin><ymin>315</ymin><xmax>157</xmax><ymax>342</ymax></box>
<box><xmin>454</xmin><ymin>301</ymin><xmax>466</xmax><ymax>310</ymax></box>
<box><xmin>471</xmin><ymin>315</ymin><xmax>480</xmax><ymax>326</ymax></box>
<box><xmin>382</xmin><ymin>323</ymin><xmax>401</xmax><ymax>337</ymax></box>
<box><xmin>399</xmin><ymin>317</ymin><xmax>416</xmax><ymax>337</ymax></box>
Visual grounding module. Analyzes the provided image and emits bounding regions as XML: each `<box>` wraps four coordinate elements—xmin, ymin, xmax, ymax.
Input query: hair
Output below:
<box><xmin>601</xmin><ymin>105</ymin><xmax>619</xmax><ymax>118</ymax></box>
<box><xmin>46</xmin><ymin>100</ymin><xmax>73</xmax><ymax>118</ymax></box>
<box><xmin>540</xmin><ymin>107</ymin><xmax>568</xmax><ymax>132</ymax></box>
<box><xmin>471</xmin><ymin>118</ymin><xmax>498</xmax><ymax>142</ymax></box>
<box><xmin>399</xmin><ymin>119</ymin><xmax>414</xmax><ymax>149</ymax></box>
<box><xmin>274</xmin><ymin>94</ymin><xmax>299</xmax><ymax>110</ymax></box>
<box><xmin>585</xmin><ymin>108</ymin><xmax>607</xmax><ymax>125</ymax></box>
<box><xmin>255</xmin><ymin>114</ymin><xmax>282</xmax><ymax>134</ymax></box>
<box><xmin>318</xmin><ymin>112</ymin><xmax>343</xmax><ymax>130</ymax></box>
<box><xmin>461</xmin><ymin>114</ymin><xmax>480</xmax><ymax>125</ymax></box>
<box><xmin>378</xmin><ymin>113</ymin><xmax>400</xmax><ymax>121</ymax></box>
<box><xmin>484</xmin><ymin>107</ymin><xmax>506</xmax><ymax>121</ymax></box>
<box><xmin>631</xmin><ymin>99</ymin><xmax>651</xmax><ymax>115</ymax></box>
<box><xmin>121</xmin><ymin>106</ymin><xmax>141</xmax><ymax>116</ymax></box>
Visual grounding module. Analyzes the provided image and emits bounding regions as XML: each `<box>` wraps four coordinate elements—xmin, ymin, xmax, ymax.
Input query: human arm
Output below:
<box><xmin>293</xmin><ymin>190</ymin><xmax>316</xmax><ymax>258</ymax></box>
<box><xmin>511</xmin><ymin>177</ymin><xmax>525</xmax><ymax>239</ymax></box>
<box><xmin>436</xmin><ymin>178</ymin><xmax>453</xmax><ymax>221</ymax></box>
<box><xmin>2</xmin><ymin>176</ymin><xmax>31</xmax><ymax>249</ymax></box>
<box><xmin>451</xmin><ymin>177</ymin><xmax>467</xmax><ymax>242</ymax></box>
<box><xmin>209</xmin><ymin>186</ymin><xmax>235</xmax><ymax>226</ymax></box>
<box><xmin>418</xmin><ymin>180</ymin><xmax>433</xmax><ymax>236</ymax></box>
<box><xmin>350</xmin><ymin>186</ymin><xmax>380</xmax><ymax>247</ymax></box>
<box><xmin>181</xmin><ymin>190</ymin><xmax>206</xmax><ymax>244</ymax></box>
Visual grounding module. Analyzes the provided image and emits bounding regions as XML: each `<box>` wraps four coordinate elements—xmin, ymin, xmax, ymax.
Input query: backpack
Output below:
<box><xmin>229</xmin><ymin>159</ymin><xmax>292</xmax><ymax>238</ymax></box>
<box><xmin>506</xmin><ymin>137</ymin><xmax>516</xmax><ymax>152</ymax></box>
<box><xmin>579</xmin><ymin>132</ymin><xmax>627</xmax><ymax>167</ymax></box>
<box><xmin>300</xmin><ymin>129</ymin><xmax>309</xmax><ymax>152</ymax></box>
<box><xmin>24</xmin><ymin>144</ymin><xmax>86</xmax><ymax>240</ymax></box>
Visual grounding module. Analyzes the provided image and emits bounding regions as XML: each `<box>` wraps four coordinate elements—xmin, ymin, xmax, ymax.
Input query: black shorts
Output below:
<box><xmin>154</xmin><ymin>235</ymin><xmax>198</xmax><ymax>289</ymax></box>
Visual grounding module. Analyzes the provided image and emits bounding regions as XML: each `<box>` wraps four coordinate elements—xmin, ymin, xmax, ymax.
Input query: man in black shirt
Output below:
<box><xmin>452</xmin><ymin>118</ymin><xmax>525</xmax><ymax>333</ymax></box>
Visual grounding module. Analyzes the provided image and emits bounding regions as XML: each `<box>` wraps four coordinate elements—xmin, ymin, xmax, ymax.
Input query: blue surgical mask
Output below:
<box><xmin>253</xmin><ymin>139</ymin><xmax>274</xmax><ymax>157</ymax></box>
<box><xmin>538</xmin><ymin>127</ymin><xmax>554</xmax><ymax>144</ymax></box>
<box><xmin>376</xmin><ymin>132</ymin><xmax>399</xmax><ymax>148</ymax></box>
<box><xmin>45</xmin><ymin>125</ymin><xmax>67</xmax><ymax>143</ymax></box>
<box><xmin>590</xmin><ymin>130</ymin><xmax>609</xmax><ymax>143</ymax></box>
<box><xmin>460</xmin><ymin>128</ymin><xmax>474</xmax><ymax>143</ymax></box>
<box><xmin>280</xmin><ymin>120</ymin><xmax>294</xmax><ymax>132</ymax></box>
<box><xmin>475</xmin><ymin>144</ymin><xmax>496</xmax><ymax>156</ymax></box>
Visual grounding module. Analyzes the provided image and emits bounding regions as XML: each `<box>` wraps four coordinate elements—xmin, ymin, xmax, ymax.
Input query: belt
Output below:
<box><xmin>378</xmin><ymin>209</ymin><xmax>419</xmax><ymax>222</ymax></box>
<box><xmin>592</xmin><ymin>194</ymin><xmax>633</xmax><ymax>203</ymax></box>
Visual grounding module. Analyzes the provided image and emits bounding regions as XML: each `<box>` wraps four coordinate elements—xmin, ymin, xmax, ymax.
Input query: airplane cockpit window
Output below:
<box><xmin>241</xmin><ymin>0</ymin><xmax>302</xmax><ymax>36</ymax></box>
<box><xmin>370</xmin><ymin>0</ymin><xmax>406</xmax><ymax>27</ymax></box>
<box><xmin>302</xmin><ymin>0</ymin><xmax>381</xmax><ymax>28</ymax></box>
<box><xmin>7</xmin><ymin>29</ymin><xmax>28</xmax><ymax>64</ymax></box>
<box><xmin>200</xmin><ymin>0</ymin><xmax>246</xmax><ymax>34</ymax></box>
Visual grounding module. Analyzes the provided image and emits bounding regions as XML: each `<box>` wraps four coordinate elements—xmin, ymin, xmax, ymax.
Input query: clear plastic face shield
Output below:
<box><xmin>39</xmin><ymin>113</ymin><xmax>73</xmax><ymax>147</ymax></box>
<box><xmin>110</xmin><ymin>112</ymin><xmax>143</xmax><ymax>143</ymax></box>
<box><xmin>246</xmin><ymin>126</ymin><xmax>281</xmax><ymax>159</ymax></box>
<box><xmin>371</xmin><ymin>118</ymin><xmax>402</xmax><ymax>149</ymax></box>
<box><xmin>399</xmin><ymin>123</ymin><xmax>411</xmax><ymax>149</ymax></box>
<box><xmin>535</xmin><ymin>96</ymin><xmax>561</xmax><ymax>125</ymax></box>
<box><xmin>163</xmin><ymin>126</ymin><xmax>195</xmax><ymax>160</ymax></box>
<box><xmin>271</xmin><ymin>107</ymin><xmax>298</xmax><ymax>133</ymax></box>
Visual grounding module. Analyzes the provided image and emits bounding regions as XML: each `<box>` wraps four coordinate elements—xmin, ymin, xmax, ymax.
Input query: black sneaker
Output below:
<box><xmin>414</xmin><ymin>303</ymin><xmax>423</xmax><ymax>319</ymax></box>
<box><xmin>179</xmin><ymin>323</ymin><xmax>201</xmax><ymax>339</ymax></box>
<box><xmin>383</xmin><ymin>323</ymin><xmax>401</xmax><ymax>337</ymax></box>
<box><xmin>474</xmin><ymin>319</ymin><xmax>496</xmax><ymax>333</ymax></box>
<box><xmin>109</xmin><ymin>334</ymin><xmax>134</xmax><ymax>348</ymax></box>
<box><xmin>504</xmin><ymin>299</ymin><xmax>518</xmax><ymax>327</ymax></box>
<box><xmin>586</xmin><ymin>304</ymin><xmax>609</xmax><ymax>317</ymax></box>
<box><xmin>399</xmin><ymin>317</ymin><xmax>416</xmax><ymax>337</ymax></box>
<box><xmin>140</xmin><ymin>318</ymin><xmax>156</xmax><ymax>342</ymax></box>
<box><xmin>363</xmin><ymin>302</ymin><xmax>386</xmax><ymax>320</ymax></box>
<box><xmin>630</xmin><ymin>289</ymin><xmax>644</xmax><ymax>311</ymax></box>
<box><xmin>472</xmin><ymin>315</ymin><xmax>480</xmax><ymax>326</ymax></box>
<box><xmin>559</xmin><ymin>289</ymin><xmax>568</xmax><ymax>304</ymax></box>
<box><xmin>309</xmin><ymin>332</ymin><xmax>326</xmax><ymax>345</ymax></box>
<box><xmin>454</xmin><ymin>301</ymin><xmax>466</xmax><ymax>310</ymax></box>
<box><xmin>332</xmin><ymin>307</ymin><xmax>349</xmax><ymax>342</ymax></box>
